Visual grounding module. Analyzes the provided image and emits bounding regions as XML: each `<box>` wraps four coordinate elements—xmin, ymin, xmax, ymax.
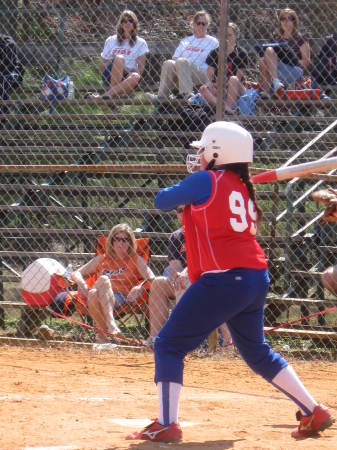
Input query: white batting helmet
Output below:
<box><xmin>186</xmin><ymin>121</ymin><xmax>253</xmax><ymax>173</ymax></box>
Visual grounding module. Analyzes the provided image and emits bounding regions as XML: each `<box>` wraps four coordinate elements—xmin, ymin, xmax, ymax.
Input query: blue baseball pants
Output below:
<box><xmin>154</xmin><ymin>268</ymin><xmax>287</xmax><ymax>384</ymax></box>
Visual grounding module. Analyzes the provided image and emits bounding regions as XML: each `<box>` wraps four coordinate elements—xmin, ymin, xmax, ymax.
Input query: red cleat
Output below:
<box><xmin>291</xmin><ymin>404</ymin><xmax>335</xmax><ymax>439</ymax></box>
<box><xmin>126</xmin><ymin>420</ymin><xmax>182</xmax><ymax>442</ymax></box>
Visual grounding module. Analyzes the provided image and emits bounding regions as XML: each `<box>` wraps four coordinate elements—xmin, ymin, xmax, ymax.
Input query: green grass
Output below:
<box><xmin>60</xmin><ymin>56</ymin><xmax>102</xmax><ymax>89</ymax></box>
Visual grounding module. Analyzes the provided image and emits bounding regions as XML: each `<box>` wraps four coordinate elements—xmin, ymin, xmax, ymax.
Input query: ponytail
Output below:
<box><xmin>206</xmin><ymin>159</ymin><xmax>216</xmax><ymax>170</ymax></box>
<box><xmin>218</xmin><ymin>163</ymin><xmax>263</xmax><ymax>223</ymax></box>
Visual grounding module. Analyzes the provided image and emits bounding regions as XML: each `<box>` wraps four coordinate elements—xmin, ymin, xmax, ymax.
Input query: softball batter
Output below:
<box><xmin>127</xmin><ymin>121</ymin><xmax>335</xmax><ymax>442</ymax></box>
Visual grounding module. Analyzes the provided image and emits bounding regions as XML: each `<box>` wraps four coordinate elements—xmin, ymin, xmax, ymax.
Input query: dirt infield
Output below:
<box><xmin>0</xmin><ymin>346</ymin><xmax>336</xmax><ymax>450</ymax></box>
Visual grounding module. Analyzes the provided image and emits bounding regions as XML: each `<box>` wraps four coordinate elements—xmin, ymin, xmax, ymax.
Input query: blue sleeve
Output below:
<box><xmin>155</xmin><ymin>171</ymin><xmax>212</xmax><ymax>211</ymax></box>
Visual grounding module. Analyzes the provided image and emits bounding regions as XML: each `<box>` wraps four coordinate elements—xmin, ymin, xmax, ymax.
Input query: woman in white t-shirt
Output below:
<box><xmin>146</xmin><ymin>10</ymin><xmax>218</xmax><ymax>103</ymax></box>
<box><xmin>87</xmin><ymin>10</ymin><xmax>148</xmax><ymax>98</ymax></box>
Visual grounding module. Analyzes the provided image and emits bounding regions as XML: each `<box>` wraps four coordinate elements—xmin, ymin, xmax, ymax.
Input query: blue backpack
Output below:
<box><xmin>236</xmin><ymin>87</ymin><xmax>259</xmax><ymax>115</ymax></box>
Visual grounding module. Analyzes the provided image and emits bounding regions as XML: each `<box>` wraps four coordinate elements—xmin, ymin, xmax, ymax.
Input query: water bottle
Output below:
<box><xmin>68</xmin><ymin>81</ymin><xmax>75</xmax><ymax>100</ymax></box>
<box><xmin>64</xmin><ymin>263</ymin><xmax>73</xmax><ymax>281</ymax></box>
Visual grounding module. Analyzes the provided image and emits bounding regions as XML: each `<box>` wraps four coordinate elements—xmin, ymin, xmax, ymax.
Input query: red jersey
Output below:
<box><xmin>184</xmin><ymin>170</ymin><xmax>267</xmax><ymax>282</ymax></box>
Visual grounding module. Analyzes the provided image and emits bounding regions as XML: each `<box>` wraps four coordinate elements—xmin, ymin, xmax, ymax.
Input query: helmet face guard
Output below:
<box><xmin>186</xmin><ymin>147</ymin><xmax>203</xmax><ymax>173</ymax></box>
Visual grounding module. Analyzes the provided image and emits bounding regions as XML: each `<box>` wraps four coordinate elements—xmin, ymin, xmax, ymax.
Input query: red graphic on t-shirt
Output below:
<box><xmin>186</xmin><ymin>46</ymin><xmax>204</xmax><ymax>53</ymax></box>
<box><xmin>112</xmin><ymin>48</ymin><xmax>131</xmax><ymax>56</ymax></box>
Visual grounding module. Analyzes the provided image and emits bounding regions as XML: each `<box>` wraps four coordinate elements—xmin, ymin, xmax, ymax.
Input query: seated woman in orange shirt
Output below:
<box><xmin>72</xmin><ymin>223</ymin><xmax>155</xmax><ymax>343</ymax></box>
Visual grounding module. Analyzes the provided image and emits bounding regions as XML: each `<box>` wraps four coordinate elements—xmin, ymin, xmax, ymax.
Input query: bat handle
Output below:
<box><xmin>251</xmin><ymin>169</ymin><xmax>277</xmax><ymax>184</ymax></box>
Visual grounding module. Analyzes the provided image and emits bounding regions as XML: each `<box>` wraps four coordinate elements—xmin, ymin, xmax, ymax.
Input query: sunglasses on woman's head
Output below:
<box><xmin>196</xmin><ymin>21</ymin><xmax>207</xmax><ymax>26</ymax></box>
<box><xmin>121</xmin><ymin>18</ymin><xmax>133</xmax><ymax>24</ymax></box>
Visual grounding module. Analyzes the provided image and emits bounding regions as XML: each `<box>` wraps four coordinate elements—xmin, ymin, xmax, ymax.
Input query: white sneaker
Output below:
<box><xmin>259</xmin><ymin>90</ymin><xmax>271</xmax><ymax>100</ymax></box>
<box><xmin>271</xmin><ymin>78</ymin><xmax>284</xmax><ymax>93</ymax></box>
<box><xmin>93</xmin><ymin>343</ymin><xmax>118</xmax><ymax>352</ymax></box>
<box><xmin>144</xmin><ymin>92</ymin><xmax>166</xmax><ymax>103</ymax></box>
<box><xmin>108</xmin><ymin>319</ymin><xmax>121</xmax><ymax>336</ymax></box>
<box><xmin>36</xmin><ymin>324</ymin><xmax>55</xmax><ymax>340</ymax></box>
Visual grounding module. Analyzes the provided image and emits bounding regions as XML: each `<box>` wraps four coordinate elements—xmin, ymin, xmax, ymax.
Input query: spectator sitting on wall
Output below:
<box><xmin>259</xmin><ymin>8</ymin><xmax>310</xmax><ymax>97</ymax></box>
<box><xmin>147</xmin><ymin>206</ymin><xmax>232</xmax><ymax>349</ymax></box>
<box><xmin>146</xmin><ymin>206</ymin><xmax>188</xmax><ymax>347</ymax></box>
<box><xmin>85</xmin><ymin>10</ymin><xmax>148</xmax><ymax>99</ymax></box>
<box><xmin>311</xmin><ymin>32</ymin><xmax>337</xmax><ymax>88</ymax></box>
<box><xmin>198</xmin><ymin>22</ymin><xmax>248</xmax><ymax>114</ymax></box>
<box><xmin>0</xmin><ymin>34</ymin><xmax>24</xmax><ymax>113</ymax></box>
<box><xmin>145</xmin><ymin>10</ymin><xmax>218</xmax><ymax>103</ymax></box>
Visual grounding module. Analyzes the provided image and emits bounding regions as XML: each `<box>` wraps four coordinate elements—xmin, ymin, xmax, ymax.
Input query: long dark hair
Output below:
<box><xmin>208</xmin><ymin>162</ymin><xmax>263</xmax><ymax>224</ymax></box>
<box><xmin>116</xmin><ymin>10</ymin><xmax>139</xmax><ymax>46</ymax></box>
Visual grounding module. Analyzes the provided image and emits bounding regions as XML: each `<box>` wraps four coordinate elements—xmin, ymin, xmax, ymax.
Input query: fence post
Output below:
<box><xmin>55</xmin><ymin>5</ymin><xmax>67</xmax><ymax>78</ymax></box>
<box><xmin>216</xmin><ymin>0</ymin><xmax>229</xmax><ymax>121</ymax></box>
<box><xmin>284</xmin><ymin>182</ymin><xmax>295</xmax><ymax>302</ymax></box>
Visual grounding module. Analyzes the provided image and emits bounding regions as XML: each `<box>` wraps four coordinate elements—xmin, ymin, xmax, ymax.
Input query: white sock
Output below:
<box><xmin>272</xmin><ymin>365</ymin><xmax>318</xmax><ymax>415</ymax></box>
<box><xmin>157</xmin><ymin>381</ymin><xmax>181</xmax><ymax>426</ymax></box>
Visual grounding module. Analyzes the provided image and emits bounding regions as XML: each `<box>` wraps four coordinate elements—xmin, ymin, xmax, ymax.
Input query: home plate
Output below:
<box><xmin>109</xmin><ymin>418</ymin><xmax>199</xmax><ymax>427</ymax></box>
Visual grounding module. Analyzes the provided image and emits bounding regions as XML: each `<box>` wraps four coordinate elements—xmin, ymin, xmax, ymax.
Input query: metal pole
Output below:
<box><xmin>55</xmin><ymin>5</ymin><xmax>67</xmax><ymax>78</ymax></box>
<box><xmin>0</xmin><ymin>164</ymin><xmax>188</xmax><ymax>174</ymax></box>
<box><xmin>216</xmin><ymin>0</ymin><xmax>229</xmax><ymax>120</ymax></box>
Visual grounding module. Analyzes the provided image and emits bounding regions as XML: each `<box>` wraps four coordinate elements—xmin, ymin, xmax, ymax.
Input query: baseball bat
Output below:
<box><xmin>251</xmin><ymin>157</ymin><xmax>337</xmax><ymax>184</ymax></box>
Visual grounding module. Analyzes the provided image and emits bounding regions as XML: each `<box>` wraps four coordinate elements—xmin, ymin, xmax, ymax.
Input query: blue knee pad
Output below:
<box><xmin>239</xmin><ymin>342</ymin><xmax>288</xmax><ymax>381</ymax></box>
<box><xmin>154</xmin><ymin>336</ymin><xmax>185</xmax><ymax>385</ymax></box>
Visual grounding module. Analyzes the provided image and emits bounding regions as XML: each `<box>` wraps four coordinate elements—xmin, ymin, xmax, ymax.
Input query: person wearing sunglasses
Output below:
<box><xmin>259</xmin><ymin>8</ymin><xmax>310</xmax><ymax>96</ymax></box>
<box><xmin>85</xmin><ymin>10</ymin><xmax>148</xmax><ymax>99</ymax></box>
<box><xmin>146</xmin><ymin>10</ymin><xmax>218</xmax><ymax>103</ymax></box>
<box><xmin>72</xmin><ymin>223</ymin><xmax>154</xmax><ymax>343</ymax></box>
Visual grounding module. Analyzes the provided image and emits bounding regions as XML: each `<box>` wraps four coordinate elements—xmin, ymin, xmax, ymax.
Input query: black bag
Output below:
<box><xmin>0</xmin><ymin>34</ymin><xmax>24</xmax><ymax>90</ymax></box>
<box><xmin>180</xmin><ymin>104</ymin><xmax>215</xmax><ymax>131</ymax></box>
<box><xmin>311</xmin><ymin>33</ymin><xmax>337</xmax><ymax>86</ymax></box>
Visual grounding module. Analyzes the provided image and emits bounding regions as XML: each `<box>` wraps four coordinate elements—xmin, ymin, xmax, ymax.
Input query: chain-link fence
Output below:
<box><xmin>0</xmin><ymin>0</ymin><xmax>336</xmax><ymax>357</ymax></box>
